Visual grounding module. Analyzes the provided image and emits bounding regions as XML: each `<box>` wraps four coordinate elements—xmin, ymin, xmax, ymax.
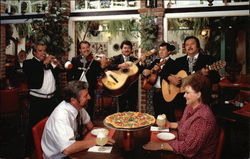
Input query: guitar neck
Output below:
<box><xmin>131</xmin><ymin>49</ymin><xmax>157</xmax><ymax>65</ymax></box>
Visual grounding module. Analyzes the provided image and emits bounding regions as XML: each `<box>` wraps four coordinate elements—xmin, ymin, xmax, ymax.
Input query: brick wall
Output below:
<box><xmin>139</xmin><ymin>0</ymin><xmax>165</xmax><ymax>113</ymax></box>
<box><xmin>0</xmin><ymin>2</ymin><xmax>6</xmax><ymax>79</ymax></box>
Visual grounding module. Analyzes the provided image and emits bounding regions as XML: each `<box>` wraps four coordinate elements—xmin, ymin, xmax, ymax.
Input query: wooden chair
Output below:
<box><xmin>215</xmin><ymin>127</ymin><xmax>225</xmax><ymax>159</ymax></box>
<box><xmin>32</xmin><ymin>117</ymin><xmax>49</xmax><ymax>159</ymax></box>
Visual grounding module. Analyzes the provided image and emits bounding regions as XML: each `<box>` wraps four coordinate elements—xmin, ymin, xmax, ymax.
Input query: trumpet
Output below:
<box><xmin>46</xmin><ymin>54</ymin><xmax>72</xmax><ymax>69</ymax></box>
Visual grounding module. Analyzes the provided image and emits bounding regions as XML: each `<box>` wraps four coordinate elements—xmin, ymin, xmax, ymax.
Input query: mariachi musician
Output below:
<box><xmin>67</xmin><ymin>40</ymin><xmax>108</xmax><ymax>119</ymax></box>
<box><xmin>142</xmin><ymin>42</ymin><xmax>179</xmax><ymax>121</ymax></box>
<box><xmin>107</xmin><ymin>40</ymin><xmax>146</xmax><ymax>112</ymax></box>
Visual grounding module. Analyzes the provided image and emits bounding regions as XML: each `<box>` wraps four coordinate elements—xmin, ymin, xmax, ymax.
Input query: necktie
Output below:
<box><xmin>188</xmin><ymin>57</ymin><xmax>196</xmax><ymax>74</ymax></box>
<box><xmin>125</xmin><ymin>56</ymin><xmax>129</xmax><ymax>62</ymax></box>
<box><xmin>76</xmin><ymin>111</ymin><xmax>83</xmax><ymax>140</ymax></box>
<box><xmin>80</xmin><ymin>56</ymin><xmax>87</xmax><ymax>67</ymax></box>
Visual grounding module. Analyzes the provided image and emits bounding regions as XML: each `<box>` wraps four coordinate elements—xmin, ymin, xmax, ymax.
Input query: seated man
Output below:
<box><xmin>41</xmin><ymin>81</ymin><xmax>115</xmax><ymax>159</ymax></box>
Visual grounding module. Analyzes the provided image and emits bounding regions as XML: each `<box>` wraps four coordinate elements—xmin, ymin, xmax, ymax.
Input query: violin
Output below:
<box><xmin>86</xmin><ymin>53</ymin><xmax>112</xmax><ymax>68</ymax></box>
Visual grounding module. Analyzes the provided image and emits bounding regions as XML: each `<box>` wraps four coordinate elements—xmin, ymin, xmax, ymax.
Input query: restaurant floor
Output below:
<box><xmin>0</xmin><ymin>106</ymin><xmax>249</xmax><ymax>159</ymax></box>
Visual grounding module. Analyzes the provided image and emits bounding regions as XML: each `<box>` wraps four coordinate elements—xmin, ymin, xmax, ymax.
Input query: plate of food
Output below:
<box><xmin>104</xmin><ymin>111</ymin><xmax>155</xmax><ymax>130</ymax></box>
<box><xmin>91</xmin><ymin>128</ymin><xmax>109</xmax><ymax>136</ymax></box>
<box><xmin>157</xmin><ymin>132</ymin><xmax>175</xmax><ymax>141</ymax></box>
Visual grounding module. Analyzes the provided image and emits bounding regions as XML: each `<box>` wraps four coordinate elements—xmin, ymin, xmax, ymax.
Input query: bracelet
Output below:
<box><xmin>160</xmin><ymin>143</ymin><xmax>164</xmax><ymax>150</ymax></box>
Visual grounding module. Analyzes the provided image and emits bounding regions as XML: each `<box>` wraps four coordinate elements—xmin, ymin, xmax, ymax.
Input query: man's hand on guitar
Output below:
<box><xmin>142</xmin><ymin>69</ymin><xmax>151</xmax><ymax>77</ymax></box>
<box><xmin>153</xmin><ymin>65</ymin><xmax>160</xmax><ymax>72</ymax></box>
<box><xmin>118</xmin><ymin>62</ymin><xmax>130</xmax><ymax>69</ymax></box>
<box><xmin>168</xmin><ymin>75</ymin><xmax>181</xmax><ymax>86</ymax></box>
<box><xmin>100</xmin><ymin>56</ymin><xmax>109</xmax><ymax>68</ymax></box>
<box><xmin>200</xmin><ymin>67</ymin><xmax>209</xmax><ymax>76</ymax></box>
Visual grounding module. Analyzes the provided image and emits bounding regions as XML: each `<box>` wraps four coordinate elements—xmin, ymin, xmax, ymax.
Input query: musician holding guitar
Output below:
<box><xmin>162</xmin><ymin>36</ymin><xmax>222</xmax><ymax>117</ymax></box>
<box><xmin>67</xmin><ymin>41</ymin><xmax>108</xmax><ymax>119</ymax></box>
<box><xmin>142</xmin><ymin>42</ymin><xmax>179</xmax><ymax>121</ymax></box>
<box><xmin>106</xmin><ymin>40</ymin><xmax>146</xmax><ymax>112</ymax></box>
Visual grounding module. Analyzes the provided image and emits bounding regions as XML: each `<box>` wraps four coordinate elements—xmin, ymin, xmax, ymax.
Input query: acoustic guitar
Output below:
<box><xmin>102</xmin><ymin>49</ymin><xmax>156</xmax><ymax>96</ymax></box>
<box><xmin>142</xmin><ymin>59</ymin><xmax>167</xmax><ymax>90</ymax></box>
<box><xmin>162</xmin><ymin>60</ymin><xmax>226</xmax><ymax>102</ymax></box>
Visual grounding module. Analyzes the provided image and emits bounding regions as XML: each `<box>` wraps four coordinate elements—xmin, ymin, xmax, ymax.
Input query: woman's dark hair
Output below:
<box><xmin>182</xmin><ymin>73</ymin><xmax>211</xmax><ymax>104</ymax></box>
<box><xmin>120</xmin><ymin>40</ymin><xmax>133</xmax><ymax>50</ymax></box>
<box><xmin>159</xmin><ymin>42</ymin><xmax>175</xmax><ymax>51</ymax></box>
<box><xmin>62</xmin><ymin>81</ymin><xmax>89</xmax><ymax>102</ymax></box>
<box><xmin>184</xmin><ymin>36</ymin><xmax>201</xmax><ymax>49</ymax></box>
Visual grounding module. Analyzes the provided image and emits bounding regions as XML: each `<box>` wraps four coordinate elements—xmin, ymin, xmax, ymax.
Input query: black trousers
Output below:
<box><xmin>24</xmin><ymin>95</ymin><xmax>59</xmax><ymax>157</ymax></box>
<box><xmin>153</xmin><ymin>89</ymin><xmax>186</xmax><ymax>122</ymax></box>
<box><xmin>118</xmin><ymin>83</ymin><xmax>138</xmax><ymax>112</ymax></box>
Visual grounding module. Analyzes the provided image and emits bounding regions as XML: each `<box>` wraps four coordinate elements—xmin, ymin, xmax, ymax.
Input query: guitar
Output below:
<box><xmin>102</xmin><ymin>49</ymin><xmax>156</xmax><ymax>96</ymax></box>
<box><xmin>162</xmin><ymin>60</ymin><xmax>226</xmax><ymax>102</ymax></box>
<box><xmin>142</xmin><ymin>59</ymin><xmax>167</xmax><ymax>90</ymax></box>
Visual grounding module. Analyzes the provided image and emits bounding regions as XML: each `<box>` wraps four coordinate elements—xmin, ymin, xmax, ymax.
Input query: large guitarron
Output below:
<box><xmin>162</xmin><ymin>60</ymin><xmax>226</xmax><ymax>102</ymax></box>
<box><xmin>102</xmin><ymin>49</ymin><xmax>156</xmax><ymax>96</ymax></box>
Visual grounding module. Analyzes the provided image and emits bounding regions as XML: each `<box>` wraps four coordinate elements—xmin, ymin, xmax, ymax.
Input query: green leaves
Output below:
<box><xmin>139</xmin><ymin>12</ymin><xmax>158</xmax><ymax>52</ymax></box>
<box><xmin>27</xmin><ymin>0</ymin><xmax>72</xmax><ymax>55</ymax></box>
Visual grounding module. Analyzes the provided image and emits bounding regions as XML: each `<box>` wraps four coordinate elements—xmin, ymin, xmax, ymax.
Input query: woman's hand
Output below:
<box><xmin>143</xmin><ymin>141</ymin><xmax>161</xmax><ymax>151</ymax></box>
<box><xmin>107</xmin><ymin>137</ymin><xmax>115</xmax><ymax>145</ymax></box>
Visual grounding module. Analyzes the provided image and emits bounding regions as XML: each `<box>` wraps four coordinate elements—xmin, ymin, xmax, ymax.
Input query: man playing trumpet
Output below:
<box><xmin>23</xmin><ymin>41</ymin><xmax>64</xmax><ymax>159</ymax></box>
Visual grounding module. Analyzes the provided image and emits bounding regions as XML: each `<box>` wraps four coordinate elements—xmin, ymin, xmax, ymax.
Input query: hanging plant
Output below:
<box><xmin>139</xmin><ymin>11</ymin><xmax>158</xmax><ymax>52</ymax></box>
<box><xmin>14</xmin><ymin>23</ymin><xmax>31</xmax><ymax>39</ymax></box>
<box><xmin>106</xmin><ymin>19</ymin><xmax>139</xmax><ymax>39</ymax></box>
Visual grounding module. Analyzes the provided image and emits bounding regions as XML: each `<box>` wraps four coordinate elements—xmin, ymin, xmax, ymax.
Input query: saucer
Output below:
<box><xmin>157</xmin><ymin>132</ymin><xmax>175</xmax><ymax>141</ymax></box>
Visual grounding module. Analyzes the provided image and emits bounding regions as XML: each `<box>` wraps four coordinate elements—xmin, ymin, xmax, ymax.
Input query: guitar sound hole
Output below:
<box><xmin>122</xmin><ymin>69</ymin><xmax>129</xmax><ymax>73</ymax></box>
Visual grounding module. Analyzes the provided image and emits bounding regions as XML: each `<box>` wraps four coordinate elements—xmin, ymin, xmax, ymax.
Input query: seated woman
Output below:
<box><xmin>143</xmin><ymin>73</ymin><xmax>219</xmax><ymax>159</ymax></box>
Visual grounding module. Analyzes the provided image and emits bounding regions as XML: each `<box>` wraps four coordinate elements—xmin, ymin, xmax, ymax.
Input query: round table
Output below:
<box><xmin>104</xmin><ymin>121</ymin><xmax>152</xmax><ymax>151</ymax></box>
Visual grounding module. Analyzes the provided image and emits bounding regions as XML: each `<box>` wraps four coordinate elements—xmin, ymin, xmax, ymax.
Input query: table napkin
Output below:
<box><xmin>88</xmin><ymin>146</ymin><xmax>113</xmax><ymax>153</ymax></box>
<box><xmin>150</xmin><ymin>126</ymin><xmax>169</xmax><ymax>132</ymax></box>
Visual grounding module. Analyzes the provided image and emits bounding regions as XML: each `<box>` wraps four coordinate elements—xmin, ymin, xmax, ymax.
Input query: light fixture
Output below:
<box><xmin>106</xmin><ymin>33</ymin><xmax>112</xmax><ymax>42</ymax></box>
<box><xmin>201</xmin><ymin>28</ymin><xmax>210</xmax><ymax>38</ymax></box>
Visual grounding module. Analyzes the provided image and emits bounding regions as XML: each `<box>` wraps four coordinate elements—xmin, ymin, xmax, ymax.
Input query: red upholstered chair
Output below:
<box><xmin>215</xmin><ymin>127</ymin><xmax>225</xmax><ymax>159</ymax></box>
<box><xmin>32</xmin><ymin>117</ymin><xmax>49</xmax><ymax>159</ymax></box>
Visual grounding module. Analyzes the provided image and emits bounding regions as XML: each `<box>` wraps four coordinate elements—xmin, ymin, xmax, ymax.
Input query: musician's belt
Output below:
<box><xmin>30</xmin><ymin>91</ymin><xmax>55</xmax><ymax>99</ymax></box>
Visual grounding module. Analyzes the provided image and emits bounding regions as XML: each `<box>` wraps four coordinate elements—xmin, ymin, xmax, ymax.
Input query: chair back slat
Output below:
<box><xmin>32</xmin><ymin>117</ymin><xmax>49</xmax><ymax>159</ymax></box>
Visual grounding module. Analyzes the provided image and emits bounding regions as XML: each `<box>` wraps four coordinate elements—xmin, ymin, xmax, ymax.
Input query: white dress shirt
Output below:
<box><xmin>30</xmin><ymin>57</ymin><xmax>56</xmax><ymax>96</ymax></box>
<box><xmin>41</xmin><ymin>101</ymin><xmax>90</xmax><ymax>159</ymax></box>
<box><xmin>154</xmin><ymin>57</ymin><xmax>169</xmax><ymax>88</ymax></box>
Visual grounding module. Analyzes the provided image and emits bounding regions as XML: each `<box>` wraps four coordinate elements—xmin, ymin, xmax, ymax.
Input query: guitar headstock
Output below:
<box><xmin>209</xmin><ymin>60</ymin><xmax>226</xmax><ymax>71</ymax></box>
<box><xmin>145</xmin><ymin>49</ymin><xmax>157</xmax><ymax>57</ymax></box>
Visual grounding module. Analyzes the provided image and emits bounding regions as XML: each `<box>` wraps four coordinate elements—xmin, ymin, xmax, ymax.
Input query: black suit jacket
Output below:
<box><xmin>68</xmin><ymin>55</ymin><xmax>104</xmax><ymax>90</ymax></box>
<box><xmin>175</xmin><ymin>54</ymin><xmax>220</xmax><ymax>83</ymax></box>
<box><xmin>108</xmin><ymin>54</ymin><xmax>144</xmax><ymax>73</ymax></box>
<box><xmin>146</xmin><ymin>58</ymin><xmax>179</xmax><ymax>85</ymax></box>
<box><xmin>23</xmin><ymin>57</ymin><xmax>62</xmax><ymax>89</ymax></box>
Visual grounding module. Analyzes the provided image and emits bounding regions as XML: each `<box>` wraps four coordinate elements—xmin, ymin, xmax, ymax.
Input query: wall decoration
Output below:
<box><xmin>168</xmin><ymin>40</ymin><xmax>179</xmax><ymax>55</ymax></box>
<box><xmin>90</xmin><ymin>42</ymin><xmax>108</xmax><ymax>56</ymax></box>
<box><xmin>113</xmin><ymin>44</ymin><xmax>120</xmax><ymax>51</ymax></box>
